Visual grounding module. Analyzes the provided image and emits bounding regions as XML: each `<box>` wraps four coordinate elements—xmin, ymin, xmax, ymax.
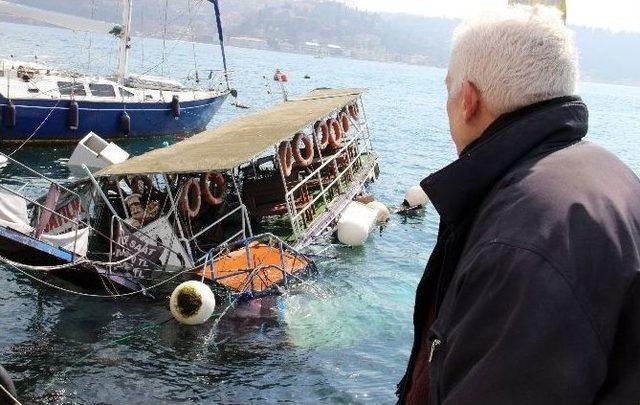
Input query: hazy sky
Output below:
<box><xmin>343</xmin><ymin>0</ymin><xmax>640</xmax><ymax>33</ymax></box>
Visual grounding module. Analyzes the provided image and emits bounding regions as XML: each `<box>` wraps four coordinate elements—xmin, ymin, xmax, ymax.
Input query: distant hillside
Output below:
<box><xmin>1</xmin><ymin>0</ymin><xmax>638</xmax><ymax>85</ymax></box>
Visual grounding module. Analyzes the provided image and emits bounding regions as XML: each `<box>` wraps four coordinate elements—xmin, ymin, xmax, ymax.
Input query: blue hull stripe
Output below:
<box><xmin>0</xmin><ymin>94</ymin><xmax>228</xmax><ymax>141</ymax></box>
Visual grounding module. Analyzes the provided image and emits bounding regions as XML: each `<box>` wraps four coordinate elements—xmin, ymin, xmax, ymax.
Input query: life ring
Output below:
<box><xmin>348</xmin><ymin>103</ymin><xmax>360</xmax><ymax>121</ymax></box>
<box><xmin>292</xmin><ymin>132</ymin><xmax>314</xmax><ymax>167</ymax></box>
<box><xmin>179</xmin><ymin>178</ymin><xmax>201</xmax><ymax>219</ymax></box>
<box><xmin>327</xmin><ymin>118</ymin><xmax>344</xmax><ymax>148</ymax></box>
<box><xmin>130</xmin><ymin>175</ymin><xmax>153</xmax><ymax>195</ymax></box>
<box><xmin>314</xmin><ymin>120</ymin><xmax>330</xmax><ymax>150</ymax></box>
<box><xmin>200</xmin><ymin>172</ymin><xmax>226</xmax><ymax>206</ymax></box>
<box><xmin>339</xmin><ymin>111</ymin><xmax>350</xmax><ymax>133</ymax></box>
<box><xmin>278</xmin><ymin>141</ymin><xmax>293</xmax><ymax>177</ymax></box>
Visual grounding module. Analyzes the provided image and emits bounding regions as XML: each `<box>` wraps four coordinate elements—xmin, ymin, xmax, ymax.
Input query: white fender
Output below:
<box><xmin>367</xmin><ymin>201</ymin><xmax>391</xmax><ymax>223</ymax></box>
<box><xmin>337</xmin><ymin>201</ymin><xmax>378</xmax><ymax>246</ymax></box>
<box><xmin>404</xmin><ymin>185</ymin><xmax>429</xmax><ymax>208</ymax></box>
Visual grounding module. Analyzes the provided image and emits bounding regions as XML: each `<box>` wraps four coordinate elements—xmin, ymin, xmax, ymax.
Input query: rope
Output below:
<box><xmin>0</xmin><ymin>249</ymin><xmax>145</xmax><ymax>273</ymax></box>
<box><xmin>7</xmin><ymin>98</ymin><xmax>62</xmax><ymax>156</ymax></box>
<box><xmin>138</xmin><ymin>0</ymin><xmax>209</xmax><ymax>78</ymax></box>
<box><xmin>1</xmin><ymin>259</ymin><xmax>196</xmax><ymax>298</ymax></box>
<box><xmin>0</xmin><ymin>383</ymin><xmax>21</xmax><ymax>405</ymax></box>
<box><xmin>0</xmin><ymin>256</ymin><xmax>87</xmax><ymax>271</ymax></box>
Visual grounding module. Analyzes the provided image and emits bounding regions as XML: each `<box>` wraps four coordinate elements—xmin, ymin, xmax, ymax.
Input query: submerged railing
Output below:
<box><xmin>200</xmin><ymin>232</ymin><xmax>311</xmax><ymax>296</ymax></box>
<box><xmin>0</xmin><ymin>152</ymin><xmax>84</xmax><ymax>259</ymax></box>
<box><xmin>282</xmin><ymin>109</ymin><xmax>373</xmax><ymax>237</ymax></box>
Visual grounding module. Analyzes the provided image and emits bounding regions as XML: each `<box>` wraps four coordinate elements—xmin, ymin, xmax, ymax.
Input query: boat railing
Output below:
<box><xmin>0</xmin><ymin>183</ymin><xmax>82</xmax><ymax>259</ymax></box>
<box><xmin>191</xmin><ymin>203</ymin><xmax>253</xmax><ymax>265</ymax></box>
<box><xmin>0</xmin><ymin>152</ymin><xmax>83</xmax><ymax>199</ymax></box>
<box><xmin>283</xmin><ymin>119</ymin><xmax>372</xmax><ymax>237</ymax></box>
<box><xmin>0</xmin><ymin>152</ymin><xmax>85</xmax><ymax>258</ymax></box>
<box><xmin>200</xmin><ymin>232</ymin><xmax>310</xmax><ymax>292</ymax></box>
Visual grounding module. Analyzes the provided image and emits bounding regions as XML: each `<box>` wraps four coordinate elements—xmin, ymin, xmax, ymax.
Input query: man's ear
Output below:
<box><xmin>461</xmin><ymin>81</ymin><xmax>480</xmax><ymax>122</ymax></box>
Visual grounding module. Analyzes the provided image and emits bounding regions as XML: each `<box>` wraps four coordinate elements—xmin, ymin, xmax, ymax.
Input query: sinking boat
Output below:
<box><xmin>0</xmin><ymin>88</ymin><xmax>378</xmax><ymax>303</ymax></box>
<box><xmin>0</xmin><ymin>0</ymin><xmax>231</xmax><ymax>142</ymax></box>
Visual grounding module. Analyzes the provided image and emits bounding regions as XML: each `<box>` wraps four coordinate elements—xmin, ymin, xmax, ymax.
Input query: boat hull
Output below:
<box><xmin>0</xmin><ymin>93</ymin><xmax>228</xmax><ymax>142</ymax></box>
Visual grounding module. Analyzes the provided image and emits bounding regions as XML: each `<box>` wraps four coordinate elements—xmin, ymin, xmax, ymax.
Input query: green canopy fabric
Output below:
<box><xmin>97</xmin><ymin>88</ymin><xmax>366</xmax><ymax>176</ymax></box>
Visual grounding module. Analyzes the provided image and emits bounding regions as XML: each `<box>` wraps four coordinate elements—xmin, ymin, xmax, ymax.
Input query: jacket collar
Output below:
<box><xmin>421</xmin><ymin>96</ymin><xmax>588</xmax><ymax>226</ymax></box>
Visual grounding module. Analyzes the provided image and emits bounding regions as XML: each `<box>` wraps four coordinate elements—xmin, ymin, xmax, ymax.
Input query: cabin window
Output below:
<box><xmin>89</xmin><ymin>83</ymin><xmax>116</xmax><ymax>97</ymax></box>
<box><xmin>57</xmin><ymin>81</ymin><xmax>86</xmax><ymax>96</ymax></box>
<box><xmin>119</xmin><ymin>87</ymin><xmax>135</xmax><ymax>98</ymax></box>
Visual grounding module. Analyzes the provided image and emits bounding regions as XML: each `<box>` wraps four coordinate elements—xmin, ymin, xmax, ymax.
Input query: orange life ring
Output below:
<box><xmin>292</xmin><ymin>132</ymin><xmax>314</xmax><ymax>167</ymax></box>
<box><xmin>314</xmin><ymin>120</ymin><xmax>330</xmax><ymax>150</ymax></box>
<box><xmin>200</xmin><ymin>172</ymin><xmax>226</xmax><ymax>206</ymax></box>
<box><xmin>179</xmin><ymin>178</ymin><xmax>201</xmax><ymax>219</ymax></box>
<box><xmin>130</xmin><ymin>175</ymin><xmax>153</xmax><ymax>195</ymax></box>
<box><xmin>278</xmin><ymin>141</ymin><xmax>293</xmax><ymax>177</ymax></box>
<box><xmin>348</xmin><ymin>103</ymin><xmax>360</xmax><ymax>121</ymax></box>
<box><xmin>327</xmin><ymin>118</ymin><xmax>344</xmax><ymax>148</ymax></box>
<box><xmin>339</xmin><ymin>111</ymin><xmax>350</xmax><ymax>133</ymax></box>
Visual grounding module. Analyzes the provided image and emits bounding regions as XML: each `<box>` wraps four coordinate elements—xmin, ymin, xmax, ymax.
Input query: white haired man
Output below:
<box><xmin>397</xmin><ymin>6</ymin><xmax>640</xmax><ymax>404</ymax></box>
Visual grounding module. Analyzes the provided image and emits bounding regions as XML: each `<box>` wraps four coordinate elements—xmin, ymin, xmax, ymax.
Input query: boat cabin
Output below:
<box><xmin>94</xmin><ymin>87</ymin><xmax>376</xmax><ymax>254</ymax></box>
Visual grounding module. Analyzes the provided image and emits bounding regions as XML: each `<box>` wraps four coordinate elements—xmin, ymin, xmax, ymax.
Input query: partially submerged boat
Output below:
<box><xmin>0</xmin><ymin>88</ymin><xmax>378</xmax><ymax>304</ymax></box>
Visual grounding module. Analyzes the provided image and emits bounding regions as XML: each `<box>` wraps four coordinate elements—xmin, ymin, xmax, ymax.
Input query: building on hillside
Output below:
<box><xmin>326</xmin><ymin>44</ymin><xmax>344</xmax><ymax>56</ymax></box>
<box><xmin>228</xmin><ymin>36</ymin><xmax>268</xmax><ymax>50</ymax></box>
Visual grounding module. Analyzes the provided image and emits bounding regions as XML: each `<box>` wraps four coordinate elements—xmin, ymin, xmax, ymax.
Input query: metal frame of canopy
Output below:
<box><xmin>93</xmin><ymin>87</ymin><xmax>375</xmax><ymax>245</ymax></box>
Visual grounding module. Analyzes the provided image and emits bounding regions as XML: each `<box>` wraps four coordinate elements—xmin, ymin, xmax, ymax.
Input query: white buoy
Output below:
<box><xmin>169</xmin><ymin>281</ymin><xmax>216</xmax><ymax>325</ymax></box>
<box><xmin>404</xmin><ymin>185</ymin><xmax>429</xmax><ymax>208</ymax></box>
<box><xmin>367</xmin><ymin>201</ymin><xmax>390</xmax><ymax>223</ymax></box>
<box><xmin>337</xmin><ymin>201</ymin><xmax>378</xmax><ymax>246</ymax></box>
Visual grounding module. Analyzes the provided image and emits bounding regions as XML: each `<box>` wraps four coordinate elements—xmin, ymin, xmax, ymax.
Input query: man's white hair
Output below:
<box><xmin>448</xmin><ymin>5</ymin><xmax>579</xmax><ymax>115</ymax></box>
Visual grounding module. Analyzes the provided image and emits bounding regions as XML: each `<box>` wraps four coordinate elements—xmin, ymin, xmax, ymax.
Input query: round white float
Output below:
<box><xmin>337</xmin><ymin>218</ymin><xmax>370</xmax><ymax>246</ymax></box>
<box><xmin>169</xmin><ymin>281</ymin><xmax>216</xmax><ymax>325</ymax></box>
<box><xmin>367</xmin><ymin>201</ymin><xmax>391</xmax><ymax>223</ymax></box>
<box><xmin>337</xmin><ymin>202</ymin><xmax>378</xmax><ymax>246</ymax></box>
<box><xmin>404</xmin><ymin>185</ymin><xmax>429</xmax><ymax>208</ymax></box>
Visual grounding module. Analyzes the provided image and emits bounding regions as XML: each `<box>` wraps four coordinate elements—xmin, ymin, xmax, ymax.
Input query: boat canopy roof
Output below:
<box><xmin>96</xmin><ymin>88</ymin><xmax>366</xmax><ymax>176</ymax></box>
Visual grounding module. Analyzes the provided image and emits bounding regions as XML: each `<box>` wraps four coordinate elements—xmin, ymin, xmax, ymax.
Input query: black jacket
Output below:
<box><xmin>398</xmin><ymin>96</ymin><xmax>640</xmax><ymax>404</ymax></box>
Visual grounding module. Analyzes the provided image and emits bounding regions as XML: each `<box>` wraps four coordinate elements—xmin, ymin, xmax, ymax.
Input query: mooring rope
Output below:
<box><xmin>0</xmin><ymin>259</ymin><xmax>196</xmax><ymax>298</ymax></box>
<box><xmin>7</xmin><ymin>98</ymin><xmax>62</xmax><ymax>157</ymax></box>
<box><xmin>0</xmin><ymin>249</ymin><xmax>144</xmax><ymax>273</ymax></box>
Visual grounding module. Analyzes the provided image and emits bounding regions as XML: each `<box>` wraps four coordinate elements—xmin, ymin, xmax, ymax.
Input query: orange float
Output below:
<box><xmin>327</xmin><ymin>118</ymin><xmax>344</xmax><ymax>148</ymax></box>
<box><xmin>339</xmin><ymin>111</ymin><xmax>350</xmax><ymax>133</ymax></box>
<box><xmin>348</xmin><ymin>103</ymin><xmax>360</xmax><ymax>121</ymax></box>
<box><xmin>278</xmin><ymin>141</ymin><xmax>293</xmax><ymax>176</ymax></box>
<box><xmin>200</xmin><ymin>172</ymin><xmax>226</xmax><ymax>206</ymax></box>
<box><xmin>292</xmin><ymin>132</ymin><xmax>314</xmax><ymax>167</ymax></box>
<box><xmin>180</xmin><ymin>178</ymin><xmax>201</xmax><ymax>218</ymax></box>
<box><xmin>314</xmin><ymin>120</ymin><xmax>330</xmax><ymax>150</ymax></box>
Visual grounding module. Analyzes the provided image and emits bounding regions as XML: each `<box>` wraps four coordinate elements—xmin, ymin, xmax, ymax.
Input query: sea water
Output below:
<box><xmin>1</xmin><ymin>22</ymin><xmax>639</xmax><ymax>404</ymax></box>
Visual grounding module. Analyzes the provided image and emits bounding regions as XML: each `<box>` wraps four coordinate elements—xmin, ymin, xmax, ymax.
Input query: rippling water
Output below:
<box><xmin>1</xmin><ymin>22</ymin><xmax>639</xmax><ymax>404</ymax></box>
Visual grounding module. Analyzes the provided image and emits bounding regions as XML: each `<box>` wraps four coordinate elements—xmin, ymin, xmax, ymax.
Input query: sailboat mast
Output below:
<box><xmin>209</xmin><ymin>0</ymin><xmax>229</xmax><ymax>88</ymax></box>
<box><xmin>117</xmin><ymin>0</ymin><xmax>133</xmax><ymax>84</ymax></box>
